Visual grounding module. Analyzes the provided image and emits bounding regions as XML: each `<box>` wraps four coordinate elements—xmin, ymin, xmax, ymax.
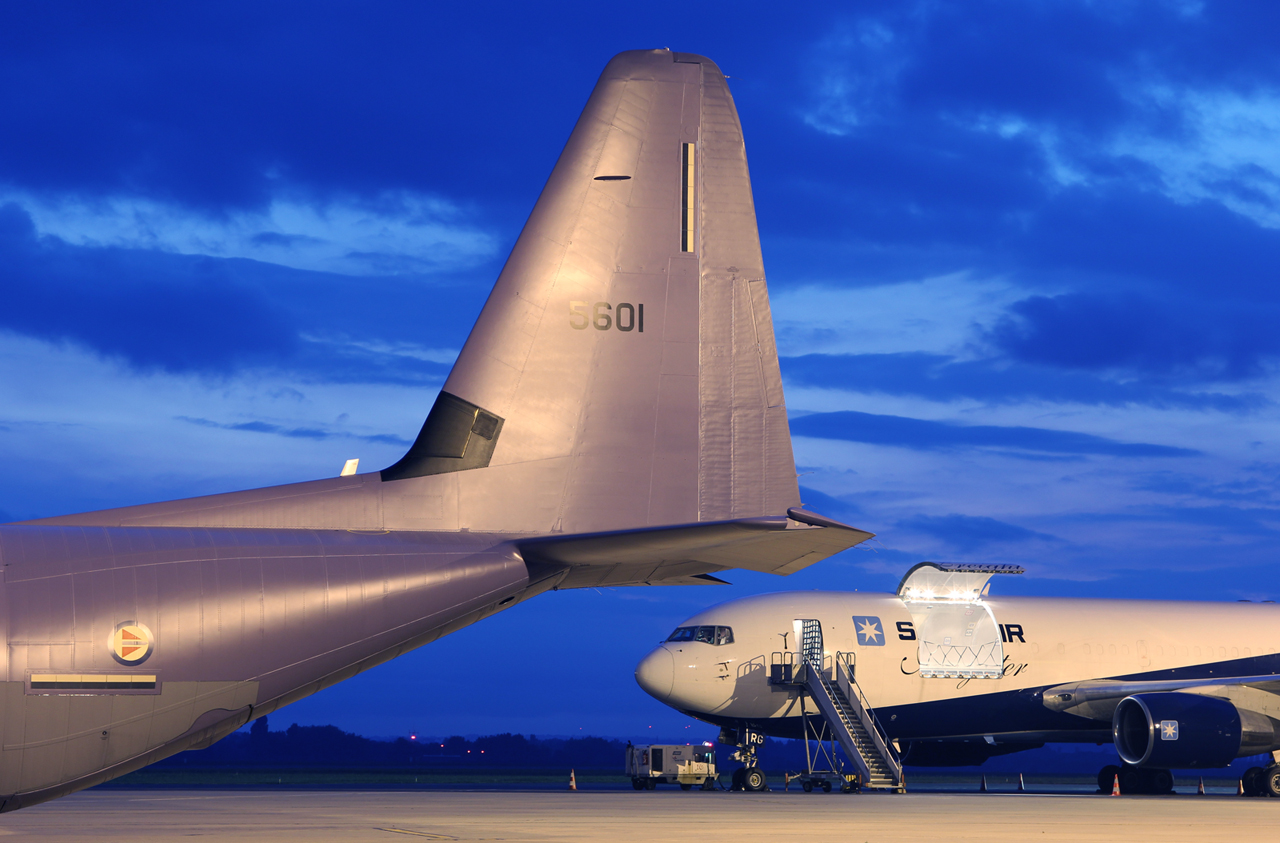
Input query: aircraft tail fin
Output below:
<box><xmin>383</xmin><ymin>49</ymin><xmax>799</xmax><ymax>534</ymax></box>
<box><xmin>24</xmin><ymin>51</ymin><xmax>802</xmax><ymax>539</ymax></box>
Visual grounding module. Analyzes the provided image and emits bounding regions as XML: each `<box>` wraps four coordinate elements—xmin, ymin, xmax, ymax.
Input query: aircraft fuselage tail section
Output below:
<box><xmin>0</xmin><ymin>51</ymin><xmax>867</xmax><ymax>812</ymax></box>
<box><xmin>0</xmin><ymin>524</ymin><xmax>534</xmax><ymax>811</ymax></box>
<box><xmin>23</xmin><ymin>50</ymin><xmax>801</xmax><ymax>540</ymax></box>
<box><xmin>416</xmin><ymin>49</ymin><xmax>798</xmax><ymax>535</ymax></box>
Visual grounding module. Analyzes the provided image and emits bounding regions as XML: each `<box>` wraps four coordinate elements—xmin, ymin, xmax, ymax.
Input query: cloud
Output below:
<box><xmin>0</xmin><ymin>203</ymin><xmax>295</xmax><ymax>372</ymax></box>
<box><xmin>896</xmin><ymin>513</ymin><xmax>1057</xmax><ymax>553</ymax></box>
<box><xmin>802</xmin><ymin>17</ymin><xmax>907</xmax><ymax>135</ymax></box>
<box><xmin>987</xmin><ymin>292</ymin><xmax>1280</xmax><ymax>380</ymax></box>
<box><xmin>789</xmin><ymin>410</ymin><xmax>1199</xmax><ymax>458</ymax></box>
<box><xmin>9</xmin><ymin>190</ymin><xmax>497</xmax><ymax>276</ymax></box>
<box><xmin>0</xmin><ymin>203</ymin><xmax>483</xmax><ymax>379</ymax></box>
<box><xmin>316</xmin><ymin>338</ymin><xmax>458</xmax><ymax>366</ymax></box>
<box><xmin>768</xmin><ymin>277</ymin><xmax>1022</xmax><ymax>357</ymax></box>
<box><xmin>292</xmin><ymin>335</ymin><xmax>454</xmax><ymax>386</ymax></box>
<box><xmin>1108</xmin><ymin>86</ymin><xmax>1280</xmax><ymax>230</ymax></box>
<box><xmin>0</xmin><ymin>5</ymin><xmax>615</xmax><ymax>220</ymax></box>
<box><xmin>178</xmin><ymin>416</ymin><xmax>411</xmax><ymax>447</ymax></box>
<box><xmin>796</xmin><ymin>485</ymin><xmax>866</xmax><ymax>522</ymax></box>
<box><xmin>781</xmin><ymin>352</ymin><xmax>1262</xmax><ymax>411</ymax></box>
<box><xmin>1132</xmin><ymin>464</ymin><xmax>1280</xmax><ymax>505</ymax></box>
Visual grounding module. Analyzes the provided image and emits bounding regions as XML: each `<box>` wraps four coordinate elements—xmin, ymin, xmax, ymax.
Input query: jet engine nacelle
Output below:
<box><xmin>1112</xmin><ymin>692</ymin><xmax>1274</xmax><ymax>768</ymax></box>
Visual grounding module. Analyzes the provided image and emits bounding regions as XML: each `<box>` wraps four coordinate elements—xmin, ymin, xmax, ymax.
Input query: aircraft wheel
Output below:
<box><xmin>802</xmin><ymin>780</ymin><xmax>813</xmax><ymax>793</ymax></box>
<box><xmin>744</xmin><ymin>768</ymin><xmax>767</xmax><ymax>792</ymax></box>
<box><xmin>1263</xmin><ymin>765</ymin><xmax>1280</xmax><ymax>798</ymax></box>
<box><xmin>1242</xmin><ymin>767</ymin><xmax>1264</xmax><ymax>796</ymax></box>
<box><xmin>1148</xmin><ymin>769</ymin><xmax>1174</xmax><ymax>794</ymax></box>
<box><xmin>632</xmin><ymin>778</ymin><xmax>645</xmax><ymax>791</ymax></box>
<box><xmin>1118</xmin><ymin>765</ymin><xmax>1142</xmax><ymax>795</ymax></box>
<box><xmin>822</xmin><ymin>780</ymin><xmax>832</xmax><ymax>793</ymax></box>
<box><xmin>1098</xmin><ymin>764</ymin><xmax>1121</xmax><ymax>793</ymax></box>
<box><xmin>731</xmin><ymin>767</ymin><xmax>746</xmax><ymax>791</ymax></box>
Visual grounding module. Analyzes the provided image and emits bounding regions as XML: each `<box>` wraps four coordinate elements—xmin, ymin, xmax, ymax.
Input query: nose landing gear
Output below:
<box><xmin>733</xmin><ymin>767</ymin><xmax>767</xmax><ymax>792</ymax></box>
<box><xmin>720</xmin><ymin>725</ymin><xmax>769</xmax><ymax>792</ymax></box>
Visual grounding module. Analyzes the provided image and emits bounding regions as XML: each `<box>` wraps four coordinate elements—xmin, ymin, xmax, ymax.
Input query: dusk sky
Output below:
<box><xmin>4</xmin><ymin>2</ymin><xmax>1280</xmax><ymax>740</ymax></box>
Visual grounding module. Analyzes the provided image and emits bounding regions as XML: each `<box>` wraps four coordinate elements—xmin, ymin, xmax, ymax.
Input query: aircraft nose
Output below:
<box><xmin>635</xmin><ymin>646</ymin><xmax>674</xmax><ymax>701</ymax></box>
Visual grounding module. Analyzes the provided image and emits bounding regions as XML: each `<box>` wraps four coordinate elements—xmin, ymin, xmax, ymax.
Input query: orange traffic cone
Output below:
<box><xmin>1237</xmin><ymin>778</ymin><xmax>1245</xmax><ymax>796</ymax></box>
<box><xmin>1111</xmin><ymin>773</ymin><xmax>1120</xmax><ymax>796</ymax></box>
<box><xmin>569</xmin><ymin>769</ymin><xmax>577</xmax><ymax>791</ymax></box>
<box><xmin>979</xmin><ymin>775</ymin><xmax>987</xmax><ymax>792</ymax></box>
<box><xmin>1198</xmin><ymin>776</ymin><xmax>1205</xmax><ymax>795</ymax></box>
<box><xmin>1017</xmin><ymin>773</ymin><xmax>1026</xmax><ymax>792</ymax></box>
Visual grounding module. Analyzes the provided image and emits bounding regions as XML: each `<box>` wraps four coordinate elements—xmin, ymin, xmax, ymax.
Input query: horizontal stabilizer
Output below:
<box><xmin>518</xmin><ymin>510</ymin><xmax>872</xmax><ymax>588</ymax></box>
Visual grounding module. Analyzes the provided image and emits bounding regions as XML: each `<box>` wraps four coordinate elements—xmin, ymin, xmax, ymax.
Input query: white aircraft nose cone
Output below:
<box><xmin>635</xmin><ymin>646</ymin><xmax>674</xmax><ymax>701</ymax></box>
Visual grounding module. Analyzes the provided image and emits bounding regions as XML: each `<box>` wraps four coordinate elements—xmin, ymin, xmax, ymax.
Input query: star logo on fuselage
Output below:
<box><xmin>853</xmin><ymin>616</ymin><xmax>885</xmax><ymax>646</ymax></box>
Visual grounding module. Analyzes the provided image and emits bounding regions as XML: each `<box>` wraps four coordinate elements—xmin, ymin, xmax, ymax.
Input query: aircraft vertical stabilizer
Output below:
<box><xmin>0</xmin><ymin>52</ymin><xmax>869</xmax><ymax>813</ymax></box>
<box><xmin>25</xmin><ymin>50</ymin><xmax>800</xmax><ymax>536</ymax></box>
<box><xmin>384</xmin><ymin>49</ymin><xmax>799</xmax><ymax>534</ymax></box>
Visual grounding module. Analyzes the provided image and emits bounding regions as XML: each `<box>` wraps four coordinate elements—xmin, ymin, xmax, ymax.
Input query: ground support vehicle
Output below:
<box><xmin>626</xmin><ymin>744</ymin><xmax>717</xmax><ymax>791</ymax></box>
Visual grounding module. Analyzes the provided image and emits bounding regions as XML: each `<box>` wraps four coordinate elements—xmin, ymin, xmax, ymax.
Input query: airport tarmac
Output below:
<box><xmin>0</xmin><ymin>788</ymin><xmax>1275</xmax><ymax>842</ymax></box>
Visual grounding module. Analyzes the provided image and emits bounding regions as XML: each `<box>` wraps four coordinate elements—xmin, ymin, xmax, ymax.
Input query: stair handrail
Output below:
<box><xmin>833</xmin><ymin>654</ymin><xmax>902</xmax><ymax>780</ymax></box>
<box><xmin>833</xmin><ymin>651</ymin><xmax>887</xmax><ymax>741</ymax></box>
<box><xmin>770</xmin><ymin>650</ymin><xmax>803</xmax><ymax>685</ymax></box>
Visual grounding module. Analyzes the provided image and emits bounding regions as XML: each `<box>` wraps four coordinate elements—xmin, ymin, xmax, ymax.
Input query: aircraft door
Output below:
<box><xmin>914</xmin><ymin>603</ymin><xmax>1002</xmax><ymax>678</ymax></box>
<box><xmin>896</xmin><ymin>562</ymin><xmax>1023</xmax><ymax>680</ymax></box>
<box><xmin>796</xmin><ymin>619</ymin><xmax>823</xmax><ymax>667</ymax></box>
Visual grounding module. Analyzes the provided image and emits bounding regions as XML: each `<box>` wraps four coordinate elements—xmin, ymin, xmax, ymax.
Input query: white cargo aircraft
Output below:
<box><xmin>635</xmin><ymin>562</ymin><xmax>1280</xmax><ymax>796</ymax></box>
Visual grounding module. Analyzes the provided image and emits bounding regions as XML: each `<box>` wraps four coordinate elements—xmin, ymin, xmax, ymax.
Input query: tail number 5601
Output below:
<box><xmin>569</xmin><ymin>301</ymin><xmax>645</xmax><ymax>332</ymax></box>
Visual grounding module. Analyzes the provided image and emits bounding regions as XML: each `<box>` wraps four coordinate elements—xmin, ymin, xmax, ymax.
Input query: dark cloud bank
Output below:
<box><xmin>790</xmin><ymin>410</ymin><xmax>1198</xmax><ymax>458</ymax></box>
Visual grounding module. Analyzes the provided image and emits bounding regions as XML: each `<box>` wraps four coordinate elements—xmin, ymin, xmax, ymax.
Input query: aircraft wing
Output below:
<box><xmin>1044</xmin><ymin>674</ymin><xmax>1280</xmax><ymax>721</ymax></box>
<box><xmin>517</xmin><ymin>508</ymin><xmax>873</xmax><ymax>588</ymax></box>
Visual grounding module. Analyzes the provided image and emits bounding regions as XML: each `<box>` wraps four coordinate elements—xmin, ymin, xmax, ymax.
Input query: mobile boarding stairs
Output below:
<box><xmin>769</xmin><ymin>649</ymin><xmax>904</xmax><ymax>792</ymax></box>
<box><xmin>766</xmin><ymin>563</ymin><xmax>1025</xmax><ymax>793</ymax></box>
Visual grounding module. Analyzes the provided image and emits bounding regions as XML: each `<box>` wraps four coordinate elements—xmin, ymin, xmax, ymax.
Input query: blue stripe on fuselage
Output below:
<box><xmin>685</xmin><ymin>652</ymin><xmax>1280</xmax><ymax>743</ymax></box>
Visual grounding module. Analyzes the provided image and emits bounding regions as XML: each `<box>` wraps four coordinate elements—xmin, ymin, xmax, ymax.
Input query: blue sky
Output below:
<box><xmin>4</xmin><ymin>1</ymin><xmax>1280</xmax><ymax>739</ymax></box>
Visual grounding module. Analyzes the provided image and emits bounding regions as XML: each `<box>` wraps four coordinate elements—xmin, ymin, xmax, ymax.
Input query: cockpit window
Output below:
<box><xmin>666</xmin><ymin>625</ymin><xmax>734</xmax><ymax>645</ymax></box>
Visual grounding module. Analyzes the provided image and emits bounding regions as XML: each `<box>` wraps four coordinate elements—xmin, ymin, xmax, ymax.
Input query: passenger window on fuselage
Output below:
<box><xmin>666</xmin><ymin>625</ymin><xmax>734</xmax><ymax>645</ymax></box>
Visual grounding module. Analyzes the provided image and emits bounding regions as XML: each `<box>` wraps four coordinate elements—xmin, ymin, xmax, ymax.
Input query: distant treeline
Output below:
<box><xmin>156</xmin><ymin>717</ymin><xmax>1267</xmax><ymax>776</ymax></box>
<box><xmin>154</xmin><ymin>716</ymin><xmax>1137</xmax><ymax>773</ymax></box>
<box><xmin>154</xmin><ymin>718</ymin><xmax>651</xmax><ymax>769</ymax></box>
